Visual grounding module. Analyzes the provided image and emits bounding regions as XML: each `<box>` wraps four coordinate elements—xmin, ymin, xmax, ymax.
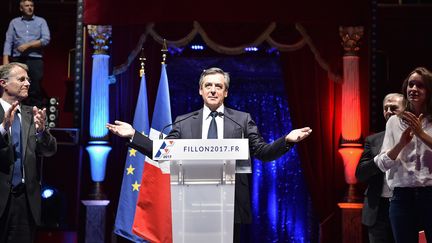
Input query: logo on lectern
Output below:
<box><xmin>154</xmin><ymin>140</ymin><xmax>175</xmax><ymax>159</ymax></box>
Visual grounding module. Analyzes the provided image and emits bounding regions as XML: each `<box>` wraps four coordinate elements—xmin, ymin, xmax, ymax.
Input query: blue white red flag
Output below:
<box><xmin>132</xmin><ymin>64</ymin><xmax>173</xmax><ymax>243</ymax></box>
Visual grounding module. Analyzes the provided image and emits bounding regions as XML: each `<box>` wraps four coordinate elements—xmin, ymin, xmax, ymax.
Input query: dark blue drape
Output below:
<box><xmin>167</xmin><ymin>56</ymin><xmax>318</xmax><ymax>243</ymax></box>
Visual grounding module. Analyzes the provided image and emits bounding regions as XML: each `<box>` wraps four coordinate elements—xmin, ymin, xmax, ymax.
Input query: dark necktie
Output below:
<box><xmin>207</xmin><ymin>111</ymin><xmax>218</xmax><ymax>139</ymax></box>
<box><xmin>11</xmin><ymin>111</ymin><xmax>22</xmax><ymax>186</ymax></box>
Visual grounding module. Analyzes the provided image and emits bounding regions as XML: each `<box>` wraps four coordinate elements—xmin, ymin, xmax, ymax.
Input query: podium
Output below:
<box><xmin>153</xmin><ymin>139</ymin><xmax>249</xmax><ymax>243</ymax></box>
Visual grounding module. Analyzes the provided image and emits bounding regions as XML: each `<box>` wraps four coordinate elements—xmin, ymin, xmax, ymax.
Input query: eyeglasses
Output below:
<box><xmin>3</xmin><ymin>76</ymin><xmax>31</xmax><ymax>83</ymax></box>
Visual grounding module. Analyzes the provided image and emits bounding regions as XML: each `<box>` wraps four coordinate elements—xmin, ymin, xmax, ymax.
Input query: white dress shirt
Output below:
<box><xmin>0</xmin><ymin>98</ymin><xmax>21</xmax><ymax>136</ymax></box>
<box><xmin>375</xmin><ymin>115</ymin><xmax>432</xmax><ymax>189</ymax></box>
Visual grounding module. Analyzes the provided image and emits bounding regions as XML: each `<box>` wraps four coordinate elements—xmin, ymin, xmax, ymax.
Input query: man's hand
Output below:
<box><xmin>2</xmin><ymin>101</ymin><xmax>19</xmax><ymax>130</ymax></box>
<box><xmin>17</xmin><ymin>43</ymin><xmax>30</xmax><ymax>53</ymax></box>
<box><xmin>285</xmin><ymin>127</ymin><xmax>312</xmax><ymax>143</ymax></box>
<box><xmin>17</xmin><ymin>40</ymin><xmax>41</xmax><ymax>53</ymax></box>
<box><xmin>106</xmin><ymin>120</ymin><xmax>135</xmax><ymax>139</ymax></box>
<box><xmin>2</xmin><ymin>55</ymin><xmax>9</xmax><ymax>65</ymax></box>
<box><xmin>33</xmin><ymin>106</ymin><xmax>46</xmax><ymax>133</ymax></box>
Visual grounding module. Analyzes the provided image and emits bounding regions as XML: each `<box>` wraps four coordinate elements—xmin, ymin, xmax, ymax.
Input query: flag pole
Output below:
<box><xmin>139</xmin><ymin>48</ymin><xmax>146</xmax><ymax>78</ymax></box>
<box><xmin>161</xmin><ymin>39</ymin><xmax>168</xmax><ymax>65</ymax></box>
<box><xmin>132</xmin><ymin>39</ymin><xmax>173</xmax><ymax>243</ymax></box>
<box><xmin>113</xmin><ymin>47</ymin><xmax>150</xmax><ymax>242</ymax></box>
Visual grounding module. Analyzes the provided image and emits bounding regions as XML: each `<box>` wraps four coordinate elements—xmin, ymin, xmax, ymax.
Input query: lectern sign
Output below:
<box><xmin>152</xmin><ymin>139</ymin><xmax>249</xmax><ymax>243</ymax></box>
<box><xmin>152</xmin><ymin>139</ymin><xmax>249</xmax><ymax>160</ymax></box>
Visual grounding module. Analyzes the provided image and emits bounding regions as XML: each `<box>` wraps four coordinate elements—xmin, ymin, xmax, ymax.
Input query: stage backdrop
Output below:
<box><xmin>102</xmin><ymin>21</ymin><xmax>368</xmax><ymax>242</ymax></box>
<box><xmin>166</xmin><ymin>55</ymin><xmax>318</xmax><ymax>242</ymax></box>
<box><xmin>101</xmin><ymin>52</ymin><xmax>321</xmax><ymax>241</ymax></box>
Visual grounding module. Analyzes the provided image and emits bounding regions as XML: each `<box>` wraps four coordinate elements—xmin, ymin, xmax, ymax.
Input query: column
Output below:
<box><xmin>338</xmin><ymin>26</ymin><xmax>364</xmax><ymax>202</ymax></box>
<box><xmin>337</xmin><ymin>26</ymin><xmax>365</xmax><ymax>243</ymax></box>
<box><xmin>86</xmin><ymin>25</ymin><xmax>112</xmax><ymax>199</ymax></box>
<box><xmin>82</xmin><ymin>25</ymin><xmax>112</xmax><ymax>243</ymax></box>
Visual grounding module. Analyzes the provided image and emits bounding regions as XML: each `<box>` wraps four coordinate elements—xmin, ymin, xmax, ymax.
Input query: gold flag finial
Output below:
<box><xmin>161</xmin><ymin>39</ymin><xmax>168</xmax><ymax>64</ymax></box>
<box><xmin>139</xmin><ymin>48</ymin><xmax>146</xmax><ymax>77</ymax></box>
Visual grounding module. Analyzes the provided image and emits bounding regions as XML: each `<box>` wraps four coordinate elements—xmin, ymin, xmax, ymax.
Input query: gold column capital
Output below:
<box><xmin>88</xmin><ymin>25</ymin><xmax>112</xmax><ymax>55</ymax></box>
<box><xmin>339</xmin><ymin>26</ymin><xmax>364</xmax><ymax>56</ymax></box>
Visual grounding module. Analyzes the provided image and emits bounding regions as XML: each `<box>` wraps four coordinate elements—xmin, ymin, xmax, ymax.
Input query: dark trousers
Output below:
<box><xmin>11</xmin><ymin>57</ymin><xmax>44</xmax><ymax>107</ymax></box>
<box><xmin>0</xmin><ymin>186</ymin><xmax>36</xmax><ymax>243</ymax></box>
<box><xmin>390</xmin><ymin>187</ymin><xmax>432</xmax><ymax>243</ymax></box>
<box><xmin>368</xmin><ymin>198</ymin><xmax>394</xmax><ymax>243</ymax></box>
<box><xmin>234</xmin><ymin>223</ymin><xmax>241</xmax><ymax>243</ymax></box>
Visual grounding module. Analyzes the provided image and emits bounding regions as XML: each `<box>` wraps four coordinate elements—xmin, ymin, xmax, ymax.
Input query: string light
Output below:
<box><xmin>190</xmin><ymin>45</ymin><xmax>204</xmax><ymax>50</ymax></box>
<box><xmin>245</xmin><ymin>47</ymin><xmax>258</xmax><ymax>52</ymax></box>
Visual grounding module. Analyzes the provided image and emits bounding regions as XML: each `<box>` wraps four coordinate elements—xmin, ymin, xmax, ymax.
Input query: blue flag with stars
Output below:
<box><xmin>113</xmin><ymin>74</ymin><xmax>149</xmax><ymax>242</ymax></box>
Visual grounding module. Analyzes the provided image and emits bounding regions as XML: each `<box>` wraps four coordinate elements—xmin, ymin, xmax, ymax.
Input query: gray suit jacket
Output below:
<box><xmin>0</xmin><ymin>105</ymin><xmax>57</xmax><ymax>225</ymax></box>
<box><xmin>130</xmin><ymin>107</ymin><xmax>292</xmax><ymax>223</ymax></box>
<box><xmin>355</xmin><ymin>131</ymin><xmax>385</xmax><ymax>226</ymax></box>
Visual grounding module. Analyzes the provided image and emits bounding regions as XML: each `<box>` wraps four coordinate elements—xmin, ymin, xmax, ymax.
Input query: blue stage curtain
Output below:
<box><xmin>167</xmin><ymin>56</ymin><xmax>318</xmax><ymax>243</ymax></box>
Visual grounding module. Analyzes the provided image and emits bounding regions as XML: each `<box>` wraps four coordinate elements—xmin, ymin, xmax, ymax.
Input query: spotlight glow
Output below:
<box><xmin>42</xmin><ymin>188</ymin><xmax>55</xmax><ymax>199</ymax></box>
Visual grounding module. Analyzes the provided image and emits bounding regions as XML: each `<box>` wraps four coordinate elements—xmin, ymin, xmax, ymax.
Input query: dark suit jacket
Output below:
<box><xmin>130</xmin><ymin>107</ymin><xmax>291</xmax><ymax>224</ymax></box>
<box><xmin>355</xmin><ymin>131</ymin><xmax>385</xmax><ymax>226</ymax></box>
<box><xmin>0</xmin><ymin>105</ymin><xmax>57</xmax><ymax>225</ymax></box>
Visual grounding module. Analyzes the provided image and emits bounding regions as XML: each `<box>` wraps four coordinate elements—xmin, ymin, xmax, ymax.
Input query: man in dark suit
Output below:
<box><xmin>107</xmin><ymin>67</ymin><xmax>312</xmax><ymax>242</ymax></box>
<box><xmin>0</xmin><ymin>62</ymin><xmax>57</xmax><ymax>243</ymax></box>
<box><xmin>355</xmin><ymin>93</ymin><xmax>404</xmax><ymax>243</ymax></box>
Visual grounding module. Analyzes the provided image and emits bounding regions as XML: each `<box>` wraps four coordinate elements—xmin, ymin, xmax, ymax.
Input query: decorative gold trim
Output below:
<box><xmin>87</xmin><ymin>25</ymin><xmax>112</xmax><ymax>55</ymax></box>
<box><xmin>339</xmin><ymin>26</ymin><xmax>364</xmax><ymax>56</ymax></box>
<box><xmin>112</xmin><ymin>22</ymin><xmax>340</xmax><ymax>83</ymax></box>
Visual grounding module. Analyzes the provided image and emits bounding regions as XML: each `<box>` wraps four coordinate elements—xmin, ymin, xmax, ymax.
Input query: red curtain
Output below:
<box><xmin>281</xmin><ymin>48</ymin><xmax>345</xmax><ymax>240</ymax></box>
<box><xmin>83</xmin><ymin>0</ymin><xmax>368</xmax><ymax>25</ymax></box>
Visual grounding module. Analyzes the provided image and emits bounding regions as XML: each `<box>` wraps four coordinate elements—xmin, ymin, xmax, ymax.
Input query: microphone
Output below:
<box><xmin>159</xmin><ymin>112</ymin><xmax>199</xmax><ymax>139</ymax></box>
<box><xmin>217</xmin><ymin>112</ymin><xmax>250</xmax><ymax>173</ymax></box>
<box><xmin>217</xmin><ymin>112</ymin><xmax>244</xmax><ymax>138</ymax></box>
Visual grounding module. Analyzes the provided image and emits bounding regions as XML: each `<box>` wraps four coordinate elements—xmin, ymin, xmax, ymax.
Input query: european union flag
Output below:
<box><xmin>114</xmin><ymin>73</ymin><xmax>149</xmax><ymax>242</ymax></box>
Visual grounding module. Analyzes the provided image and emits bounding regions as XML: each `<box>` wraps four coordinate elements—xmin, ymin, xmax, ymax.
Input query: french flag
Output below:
<box><xmin>132</xmin><ymin>64</ymin><xmax>173</xmax><ymax>243</ymax></box>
